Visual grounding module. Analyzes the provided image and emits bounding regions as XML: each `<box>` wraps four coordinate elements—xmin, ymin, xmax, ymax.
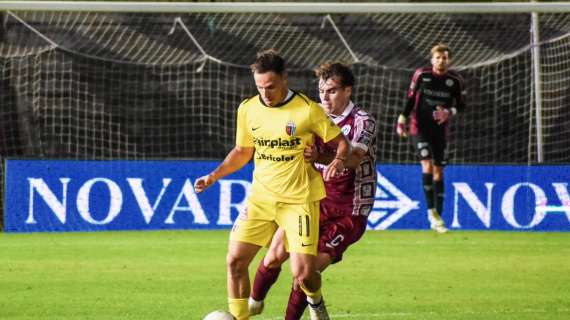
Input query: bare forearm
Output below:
<box><xmin>344</xmin><ymin>149</ymin><xmax>365</xmax><ymax>168</ymax></box>
<box><xmin>322</xmin><ymin>133</ymin><xmax>350</xmax><ymax>181</ymax></box>
<box><xmin>323</xmin><ymin>149</ymin><xmax>365</xmax><ymax>169</ymax></box>
<box><xmin>402</xmin><ymin>97</ymin><xmax>414</xmax><ymax>118</ymax></box>
<box><xmin>209</xmin><ymin>146</ymin><xmax>253</xmax><ymax>181</ymax></box>
<box><xmin>334</xmin><ymin>135</ymin><xmax>350</xmax><ymax>162</ymax></box>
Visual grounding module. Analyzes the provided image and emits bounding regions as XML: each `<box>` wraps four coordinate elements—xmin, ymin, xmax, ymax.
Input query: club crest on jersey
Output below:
<box><xmin>446</xmin><ymin>79</ymin><xmax>454</xmax><ymax>87</ymax></box>
<box><xmin>341</xmin><ymin>124</ymin><xmax>351</xmax><ymax>136</ymax></box>
<box><xmin>285</xmin><ymin>120</ymin><xmax>296</xmax><ymax>136</ymax></box>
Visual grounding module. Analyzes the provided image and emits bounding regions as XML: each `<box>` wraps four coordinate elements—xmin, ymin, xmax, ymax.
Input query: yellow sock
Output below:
<box><xmin>300</xmin><ymin>284</ymin><xmax>322</xmax><ymax>305</ymax></box>
<box><xmin>228</xmin><ymin>298</ymin><xmax>249</xmax><ymax>320</ymax></box>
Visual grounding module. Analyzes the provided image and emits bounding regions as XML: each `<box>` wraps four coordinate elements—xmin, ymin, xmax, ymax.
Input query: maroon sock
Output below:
<box><xmin>251</xmin><ymin>258</ymin><xmax>281</xmax><ymax>301</ymax></box>
<box><xmin>285</xmin><ymin>286</ymin><xmax>308</xmax><ymax>320</ymax></box>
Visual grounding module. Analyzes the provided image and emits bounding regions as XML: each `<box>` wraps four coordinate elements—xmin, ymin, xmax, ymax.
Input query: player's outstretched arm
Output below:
<box><xmin>193</xmin><ymin>175</ymin><xmax>217</xmax><ymax>193</ymax></box>
<box><xmin>398</xmin><ymin>69</ymin><xmax>422</xmax><ymax>138</ymax></box>
<box><xmin>194</xmin><ymin>146</ymin><xmax>254</xmax><ymax>193</ymax></box>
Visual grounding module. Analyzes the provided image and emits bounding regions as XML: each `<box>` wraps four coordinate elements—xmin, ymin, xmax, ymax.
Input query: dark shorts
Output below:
<box><xmin>411</xmin><ymin>134</ymin><xmax>447</xmax><ymax>166</ymax></box>
<box><xmin>317</xmin><ymin>206</ymin><xmax>368</xmax><ymax>264</ymax></box>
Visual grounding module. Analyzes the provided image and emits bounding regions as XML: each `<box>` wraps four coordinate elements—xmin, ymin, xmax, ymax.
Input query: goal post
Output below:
<box><xmin>2</xmin><ymin>2</ymin><xmax>570</xmax><ymax>14</ymax></box>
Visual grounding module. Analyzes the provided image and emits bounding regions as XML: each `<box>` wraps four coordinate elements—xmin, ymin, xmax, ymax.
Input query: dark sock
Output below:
<box><xmin>434</xmin><ymin>179</ymin><xmax>444</xmax><ymax>214</ymax></box>
<box><xmin>251</xmin><ymin>259</ymin><xmax>281</xmax><ymax>301</ymax></box>
<box><xmin>423</xmin><ymin>173</ymin><xmax>434</xmax><ymax>209</ymax></box>
<box><xmin>285</xmin><ymin>286</ymin><xmax>308</xmax><ymax>320</ymax></box>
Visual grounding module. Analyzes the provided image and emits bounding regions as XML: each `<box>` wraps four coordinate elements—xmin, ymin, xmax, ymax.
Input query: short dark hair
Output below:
<box><xmin>314</xmin><ymin>61</ymin><xmax>355</xmax><ymax>88</ymax></box>
<box><xmin>250</xmin><ymin>49</ymin><xmax>286</xmax><ymax>75</ymax></box>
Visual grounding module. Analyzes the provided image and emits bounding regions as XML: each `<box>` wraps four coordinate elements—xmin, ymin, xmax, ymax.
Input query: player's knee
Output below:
<box><xmin>433</xmin><ymin>167</ymin><xmax>444</xmax><ymax>180</ymax></box>
<box><xmin>291</xmin><ymin>264</ymin><xmax>315</xmax><ymax>286</ymax></box>
<box><xmin>264</xmin><ymin>255</ymin><xmax>284</xmax><ymax>269</ymax></box>
<box><xmin>421</xmin><ymin>160</ymin><xmax>433</xmax><ymax>172</ymax></box>
<box><xmin>264</xmin><ymin>249</ymin><xmax>289</xmax><ymax>269</ymax></box>
<box><xmin>226</xmin><ymin>252</ymin><xmax>248</xmax><ymax>277</ymax></box>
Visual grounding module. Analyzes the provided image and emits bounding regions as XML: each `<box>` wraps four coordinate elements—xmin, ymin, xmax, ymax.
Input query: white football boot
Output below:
<box><xmin>308</xmin><ymin>299</ymin><xmax>330</xmax><ymax>320</ymax></box>
<box><xmin>429</xmin><ymin>209</ymin><xmax>448</xmax><ymax>233</ymax></box>
<box><xmin>248</xmin><ymin>297</ymin><xmax>264</xmax><ymax>316</ymax></box>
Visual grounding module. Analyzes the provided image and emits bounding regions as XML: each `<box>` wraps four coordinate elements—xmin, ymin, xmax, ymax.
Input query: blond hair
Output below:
<box><xmin>431</xmin><ymin>43</ymin><xmax>452</xmax><ymax>58</ymax></box>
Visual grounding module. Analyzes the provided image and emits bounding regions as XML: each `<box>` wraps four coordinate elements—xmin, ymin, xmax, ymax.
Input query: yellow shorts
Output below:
<box><xmin>229</xmin><ymin>198</ymin><xmax>320</xmax><ymax>255</ymax></box>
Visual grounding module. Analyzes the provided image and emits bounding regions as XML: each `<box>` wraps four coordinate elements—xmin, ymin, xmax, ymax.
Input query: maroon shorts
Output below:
<box><xmin>317</xmin><ymin>202</ymin><xmax>368</xmax><ymax>264</ymax></box>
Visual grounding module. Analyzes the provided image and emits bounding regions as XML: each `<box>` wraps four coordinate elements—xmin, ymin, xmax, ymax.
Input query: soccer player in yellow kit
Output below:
<box><xmin>194</xmin><ymin>49</ymin><xmax>350</xmax><ymax>320</ymax></box>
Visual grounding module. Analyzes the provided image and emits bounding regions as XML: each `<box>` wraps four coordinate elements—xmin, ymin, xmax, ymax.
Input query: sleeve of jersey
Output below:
<box><xmin>310</xmin><ymin>102</ymin><xmax>341</xmax><ymax>143</ymax></box>
<box><xmin>403</xmin><ymin>68</ymin><xmax>422</xmax><ymax>117</ymax></box>
<box><xmin>352</xmin><ymin>113</ymin><xmax>377</xmax><ymax>153</ymax></box>
<box><xmin>454</xmin><ymin>73</ymin><xmax>467</xmax><ymax>113</ymax></box>
<box><xmin>235</xmin><ymin>103</ymin><xmax>254</xmax><ymax>147</ymax></box>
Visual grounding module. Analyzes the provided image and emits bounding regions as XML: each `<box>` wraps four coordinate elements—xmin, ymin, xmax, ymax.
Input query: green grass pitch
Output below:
<box><xmin>1</xmin><ymin>230</ymin><xmax>569</xmax><ymax>319</ymax></box>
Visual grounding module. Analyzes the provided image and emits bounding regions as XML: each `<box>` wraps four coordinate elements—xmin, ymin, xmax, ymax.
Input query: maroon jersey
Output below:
<box><xmin>314</xmin><ymin>102</ymin><xmax>377</xmax><ymax>219</ymax></box>
<box><xmin>404</xmin><ymin>67</ymin><xmax>466</xmax><ymax>138</ymax></box>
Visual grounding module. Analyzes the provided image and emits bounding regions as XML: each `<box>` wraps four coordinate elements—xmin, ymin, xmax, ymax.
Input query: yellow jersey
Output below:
<box><xmin>236</xmin><ymin>91</ymin><xmax>341</xmax><ymax>203</ymax></box>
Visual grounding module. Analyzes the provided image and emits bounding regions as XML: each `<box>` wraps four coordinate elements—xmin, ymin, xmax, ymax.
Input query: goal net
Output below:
<box><xmin>2</xmin><ymin>9</ymin><xmax>570</xmax><ymax>162</ymax></box>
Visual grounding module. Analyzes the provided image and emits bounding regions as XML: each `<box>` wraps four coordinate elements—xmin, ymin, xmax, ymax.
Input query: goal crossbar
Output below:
<box><xmin>1</xmin><ymin>1</ymin><xmax>570</xmax><ymax>14</ymax></box>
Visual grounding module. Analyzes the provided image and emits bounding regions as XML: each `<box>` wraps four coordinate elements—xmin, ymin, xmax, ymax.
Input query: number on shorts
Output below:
<box><xmin>298</xmin><ymin>215</ymin><xmax>310</xmax><ymax>237</ymax></box>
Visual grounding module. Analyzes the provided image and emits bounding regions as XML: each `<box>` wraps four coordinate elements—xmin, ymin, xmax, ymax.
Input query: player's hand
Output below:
<box><xmin>433</xmin><ymin>106</ymin><xmax>450</xmax><ymax>124</ymax></box>
<box><xmin>193</xmin><ymin>174</ymin><xmax>216</xmax><ymax>193</ymax></box>
<box><xmin>303</xmin><ymin>144</ymin><xmax>319</xmax><ymax>163</ymax></box>
<box><xmin>323</xmin><ymin>157</ymin><xmax>345</xmax><ymax>181</ymax></box>
<box><xmin>396</xmin><ymin>114</ymin><xmax>408</xmax><ymax>137</ymax></box>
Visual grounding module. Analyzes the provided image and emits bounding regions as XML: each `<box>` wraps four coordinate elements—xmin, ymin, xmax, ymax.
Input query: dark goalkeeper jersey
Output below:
<box><xmin>403</xmin><ymin>67</ymin><xmax>466</xmax><ymax>138</ymax></box>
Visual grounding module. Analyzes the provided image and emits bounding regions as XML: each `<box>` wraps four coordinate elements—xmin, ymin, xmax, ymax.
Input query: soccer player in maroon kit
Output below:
<box><xmin>396</xmin><ymin>43</ymin><xmax>466</xmax><ymax>233</ymax></box>
<box><xmin>248</xmin><ymin>62</ymin><xmax>377</xmax><ymax>319</ymax></box>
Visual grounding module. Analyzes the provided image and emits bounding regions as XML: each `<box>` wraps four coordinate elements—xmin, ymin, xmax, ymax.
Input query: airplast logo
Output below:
<box><xmin>253</xmin><ymin>137</ymin><xmax>302</xmax><ymax>150</ymax></box>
